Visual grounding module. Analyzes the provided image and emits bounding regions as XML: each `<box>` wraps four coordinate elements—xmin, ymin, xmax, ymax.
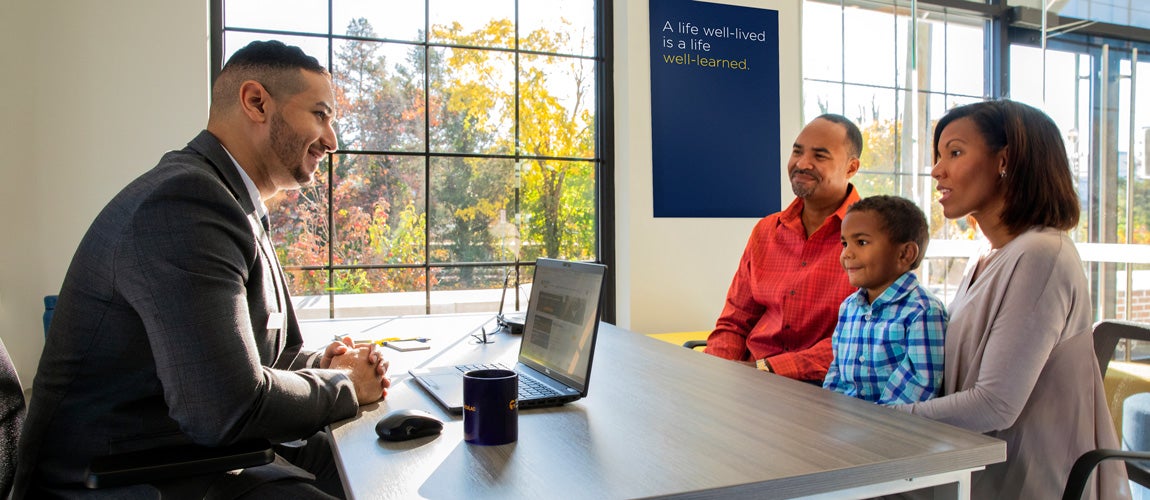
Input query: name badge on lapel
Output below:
<box><xmin>267</xmin><ymin>312</ymin><xmax>286</xmax><ymax>332</ymax></box>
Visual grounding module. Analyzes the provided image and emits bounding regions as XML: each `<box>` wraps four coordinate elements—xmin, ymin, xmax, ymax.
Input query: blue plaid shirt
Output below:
<box><xmin>822</xmin><ymin>272</ymin><xmax>947</xmax><ymax>405</ymax></box>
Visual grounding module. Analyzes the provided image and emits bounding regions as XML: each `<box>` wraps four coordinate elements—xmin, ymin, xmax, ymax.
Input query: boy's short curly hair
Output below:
<box><xmin>847</xmin><ymin>195</ymin><xmax>930</xmax><ymax>270</ymax></box>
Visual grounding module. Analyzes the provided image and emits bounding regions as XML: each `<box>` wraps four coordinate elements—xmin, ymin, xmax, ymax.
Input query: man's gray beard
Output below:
<box><xmin>791</xmin><ymin>180</ymin><xmax>813</xmax><ymax>199</ymax></box>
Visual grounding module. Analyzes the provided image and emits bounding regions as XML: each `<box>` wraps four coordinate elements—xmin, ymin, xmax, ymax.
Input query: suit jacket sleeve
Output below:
<box><xmin>118</xmin><ymin>166</ymin><xmax>358</xmax><ymax>446</ymax></box>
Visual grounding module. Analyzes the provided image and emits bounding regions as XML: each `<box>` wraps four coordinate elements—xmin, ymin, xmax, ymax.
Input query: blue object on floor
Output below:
<box><xmin>1123</xmin><ymin>392</ymin><xmax>1150</xmax><ymax>499</ymax></box>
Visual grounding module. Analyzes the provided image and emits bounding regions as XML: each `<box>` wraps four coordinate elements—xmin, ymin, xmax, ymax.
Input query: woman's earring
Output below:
<box><xmin>999</xmin><ymin>170</ymin><xmax>1007</xmax><ymax>178</ymax></box>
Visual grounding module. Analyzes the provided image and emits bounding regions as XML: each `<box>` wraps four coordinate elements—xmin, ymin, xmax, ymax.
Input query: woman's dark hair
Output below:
<box><xmin>932</xmin><ymin>99</ymin><xmax>1080</xmax><ymax>233</ymax></box>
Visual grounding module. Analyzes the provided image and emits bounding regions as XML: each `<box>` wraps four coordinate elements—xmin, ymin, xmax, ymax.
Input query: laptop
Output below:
<box><xmin>409</xmin><ymin>258</ymin><xmax>607</xmax><ymax>413</ymax></box>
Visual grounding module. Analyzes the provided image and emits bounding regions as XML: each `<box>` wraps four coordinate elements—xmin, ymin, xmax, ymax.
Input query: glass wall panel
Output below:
<box><xmin>1009</xmin><ymin>0</ymin><xmax>1150</xmax><ymax>31</ymax></box>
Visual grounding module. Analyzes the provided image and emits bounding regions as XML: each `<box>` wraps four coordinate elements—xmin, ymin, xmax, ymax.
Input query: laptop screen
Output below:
<box><xmin>518</xmin><ymin>259</ymin><xmax>606</xmax><ymax>392</ymax></box>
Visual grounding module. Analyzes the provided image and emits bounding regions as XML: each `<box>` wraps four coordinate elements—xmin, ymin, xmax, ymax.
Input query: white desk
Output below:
<box><xmin>304</xmin><ymin>316</ymin><xmax>1005</xmax><ymax>499</ymax></box>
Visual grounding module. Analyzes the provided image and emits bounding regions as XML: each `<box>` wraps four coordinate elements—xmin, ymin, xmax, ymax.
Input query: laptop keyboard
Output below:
<box><xmin>455</xmin><ymin>363</ymin><xmax>561</xmax><ymax>399</ymax></box>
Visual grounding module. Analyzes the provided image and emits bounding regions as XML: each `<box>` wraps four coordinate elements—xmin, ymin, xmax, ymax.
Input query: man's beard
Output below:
<box><xmin>790</xmin><ymin>169</ymin><xmax>817</xmax><ymax>198</ymax></box>
<box><xmin>269</xmin><ymin>111</ymin><xmax>317</xmax><ymax>186</ymax></box>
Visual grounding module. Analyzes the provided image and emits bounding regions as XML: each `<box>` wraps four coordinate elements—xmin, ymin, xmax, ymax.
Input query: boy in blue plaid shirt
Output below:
<box><xmin>823</xmin><ymin>195</ymin><xmax>947</xmax><ymax>404</ymax></box>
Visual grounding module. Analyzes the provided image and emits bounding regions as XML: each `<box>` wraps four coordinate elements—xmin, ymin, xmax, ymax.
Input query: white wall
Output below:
<box><xmin>0</xmin><ymin>0</ymin><xmax>801</xmax><ymax>387</ymax></box>
<box><xmin>0</xmin><ymin>0</ymin><xmax>208</xmax><ymax>386</ymax></box>
<box><xmin>614</xmin><ymin>0</ymin><xmax>802</xmax><ymax>334</ymax></box>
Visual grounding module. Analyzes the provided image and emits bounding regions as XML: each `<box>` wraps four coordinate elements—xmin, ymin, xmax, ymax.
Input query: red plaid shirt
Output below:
<box><xmin>706</xmin><ymin>187</ymin><xmax>860</xmax><ymax>381</ymax></box>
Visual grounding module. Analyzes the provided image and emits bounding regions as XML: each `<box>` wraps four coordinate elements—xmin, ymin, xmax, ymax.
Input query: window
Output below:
<box><xmin>804</xmin><ymin>0</ymin><xmax>1150</xmax><ymax>323</ymax></box>
<box><xmin>211</xmin><ymin>0</ymin><xmax>612</xmax><ymax>320</ymax></box>
<box><xmin>802</xmin><ymin>0</ymin><xmax>988</xmax><ymax>302</ymax></box>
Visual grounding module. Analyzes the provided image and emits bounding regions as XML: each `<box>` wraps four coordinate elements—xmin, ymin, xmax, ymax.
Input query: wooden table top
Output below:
<box><xmin>320</xmin><ymin>317</ymin><xmax>1004</xmax><ymax>499</ymax></box>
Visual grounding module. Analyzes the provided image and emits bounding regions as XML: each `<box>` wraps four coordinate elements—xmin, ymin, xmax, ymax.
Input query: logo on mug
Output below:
<box><xmin>508</xmin><ymin>399</ymin><xmax>518</xmax><ymax>411</ymax></box>
<box><xmin>463</xmin><ymin>404</ymin><xmax>476</xmax><ymax>412</ymax></box>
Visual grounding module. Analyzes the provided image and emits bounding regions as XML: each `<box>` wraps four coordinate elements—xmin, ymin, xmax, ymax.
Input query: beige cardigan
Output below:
<box><xmin>896</xmin><ymin>227</ymin><xmax>1129</xmax><ymax>499</ymax></box>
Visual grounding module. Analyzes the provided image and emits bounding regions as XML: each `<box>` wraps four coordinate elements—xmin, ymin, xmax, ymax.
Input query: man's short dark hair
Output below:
<box><xmin>815</xmin><ymin>113</ymin><xmax>864</xmax><ymax>159</ymax></box>
<box><xmin>211</xmin><ymin>40</ymin><xmax>328</xmax><ymax>111</ymax></box>
<box><xmin>847</xmin><ymin>195</ymin><xmax>930</xmax><ymax>270</ymax></box>
<box><xmin>223</xmin><ymin>40</ymin><xmax>326</xmax><ymax>75</ymax></box>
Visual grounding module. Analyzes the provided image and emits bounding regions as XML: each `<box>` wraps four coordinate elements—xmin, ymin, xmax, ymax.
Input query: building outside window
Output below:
<box><xmin>212</xmin><ymin>0</ymin><xmax>610</xmax><ymax>319</ymax></box>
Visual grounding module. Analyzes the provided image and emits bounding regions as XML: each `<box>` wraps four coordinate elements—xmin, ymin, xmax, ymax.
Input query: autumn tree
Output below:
<box><xmin>271</xmin><ymin>16</ymin><xmax>599</xmax><ymax>298</ymax></box>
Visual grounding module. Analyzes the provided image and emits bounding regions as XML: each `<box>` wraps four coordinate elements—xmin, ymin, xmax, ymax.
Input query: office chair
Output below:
<box><xmin>1082</xmin><ymin>320</ymin><xmax>1150</xmax><ymax>497</ymax></box>
<box><xmin>1062</xmin><ymin>449</ymin><xmax>1150</xmax><ymax>500</ymax></box>
<box><xmin>35</xmin><ymin>295</ymin><xmax>274</xmax><ymax>492</ymax></box>
<box><xmin>0</xmin><ymin>338</ymin><xmax>24</xmax><ymax>496</ymax></box>
<box><xmin>42</xmin><ymin>296</ymin><xmax>56</xmax><ymax>339</ymax></box>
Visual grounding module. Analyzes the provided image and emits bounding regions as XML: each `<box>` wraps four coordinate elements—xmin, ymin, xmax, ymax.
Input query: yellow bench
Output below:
<box><xmin>646</xmin><ymin>331</ymin><xmax>709</xmax><ymax>351</ymax></box>
<box><xmin>1105</xmin><ymin>360</ymin><xmax>1150</xmax><ymax>437</ymax></box>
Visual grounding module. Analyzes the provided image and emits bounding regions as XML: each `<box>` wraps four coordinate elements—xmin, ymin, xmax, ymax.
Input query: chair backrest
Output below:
<box><xmin>43</xmin><ymin>295</ymin><xmax>57</xmax><ymax>338</ymax></box>
<box><xmin>1093</xmin><ymin>320</ymin><xmax>1150</xmax><ymax>377</ymax></box>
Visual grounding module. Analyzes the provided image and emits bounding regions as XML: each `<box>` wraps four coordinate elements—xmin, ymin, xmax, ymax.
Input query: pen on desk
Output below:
<box><xmin>331</xmin><ymin>335</ymin><xmax>429</xmax><ymax>345</ymax></box>
<box><xmin>377</xmin><ymin>337</ymin><xmax>430</xmax><ymax>344</ymax></box>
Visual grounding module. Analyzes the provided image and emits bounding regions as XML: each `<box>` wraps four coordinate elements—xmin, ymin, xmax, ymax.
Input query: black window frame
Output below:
<box><xmin>209</xmin><ymin>0</ymin><xmax>616</xmax><ymax>323</ymax></box>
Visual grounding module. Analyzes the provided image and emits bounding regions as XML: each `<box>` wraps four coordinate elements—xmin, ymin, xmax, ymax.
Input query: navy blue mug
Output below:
<box><xmin>463</xmin><ymin>369</ymin><xmax>518</xmax><ymax>445</ymax></box>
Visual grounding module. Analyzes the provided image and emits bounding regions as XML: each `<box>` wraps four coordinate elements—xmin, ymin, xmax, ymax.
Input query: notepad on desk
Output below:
<box><xmin>384</xmin><ymin>339</ymin><xmax>430</xmax><ymax>352</ymax></box>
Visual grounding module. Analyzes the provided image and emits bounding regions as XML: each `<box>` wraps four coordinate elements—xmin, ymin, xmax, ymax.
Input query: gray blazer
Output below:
<box><xmin>14</xmin><ymin>131</ymin><xmax>359</xmax><ymax>497</ymax></box>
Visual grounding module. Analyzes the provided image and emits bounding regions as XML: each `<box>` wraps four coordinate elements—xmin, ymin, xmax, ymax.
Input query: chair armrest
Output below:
<box><xmin>1062</xmin><ymin>448</ymin><xmax>1150</xmax><ymax>500</ymax></box>
<box><xmin>682</xmin><ymin>340</ymin><xmax>707</xmax><ymax>349</ymax></box>
<box><xmin>85</xmin><ymin>439</ymin><xmax>274</xmax><ymax>489</ymax></box>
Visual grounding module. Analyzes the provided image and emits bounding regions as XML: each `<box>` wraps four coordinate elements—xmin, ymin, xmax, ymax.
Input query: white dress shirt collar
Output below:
<box><xmin>219</xmin><ymin>145</ymin><xmax>269</xmax><ymax>221</ymax></box>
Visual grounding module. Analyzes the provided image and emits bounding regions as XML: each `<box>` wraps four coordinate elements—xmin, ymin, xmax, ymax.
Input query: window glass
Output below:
<box><xmin>801</xmin><ymin>1</ymin><xmax>843</xmax><ymax>82</ymax></box>
<box><xmin>945</xmin><ymin>21</ymin><xmax>984</xmax><ymax>96</ymax></box>
<box><xmin>518</xmin><ymin>159</ymin><xmax>597</xmax><ymax>261</ymax></box>
<box><xmin>218</xmin><ymin>0</ymin><xmax>603</xmax><ymax>318</ymax></box>
<box><xmin>842</xmin><ymin>7</ymin><xmax>895</xmax><ymax>88</ymax></box>
<box><xmin>334</xmin><ymin>39</ymin><xmax>426</xmax><ymax>152</ymax></box>
<box><xmin>428</xmin><ymin>46</ymin><xmax>515</xmax><ymax>155</ymax></box>
<box><xmin>331</xmin><ymin>154</ymin><xmax>426</xmax><ymax>266</ymax></box>
<box><xmin>270</xmin><ymin>163</ymin><xmax>329</xmax><ymax>268</ymax></box>
<box><xmin>225</xmin><ymin>0</ymin><xmax>329</xmax><ymax>34</ymax></box>
<box><xmin>334</xmin><ymin>0</ymin><xmax>425</xmax><ymax>41</ymax></box>
<box><xmin>845</xmin><ymin>84</ymin><xmax>898</xmax><ymax>171</ymax></box>
<box><xmin>428</xmin><ymin>0</ymin><xmax>516</xmax><ymax>48</ymax></box>
<box><xmin>520</xmin><ymin>0</ymin><xmax>596</xmax><ymax>56</ymax></box>
<box><xmin>428</xmin><ymin>157</ymin><xmax>514</xmax><ymax>266</ymax></box>
<box><xmin>802</xmin><ymin>80</ymin><xmax>844</xmax><ymax>118</ymax></box>
<box><xmin>519</xmin><ymin>53</ymin><xmax>596</xmax><ymax>159</ymax></box>
<box><xmin>803</xmin><ymin>2</ymin><xmax>987</xmax><ymax>210</ymax></box>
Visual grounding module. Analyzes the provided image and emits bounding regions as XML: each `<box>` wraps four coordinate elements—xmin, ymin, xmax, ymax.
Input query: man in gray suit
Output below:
<box><xmin>15</xmin><ymin>41</ymin><xmax>388</xmax><ymax>498</ymax></box>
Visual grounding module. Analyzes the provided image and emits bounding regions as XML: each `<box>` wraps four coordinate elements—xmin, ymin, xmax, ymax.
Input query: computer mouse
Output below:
<box><xmin>375</xmin><ymin>408</ymin><xmax>444</xmax><ymax>442</ymax></box>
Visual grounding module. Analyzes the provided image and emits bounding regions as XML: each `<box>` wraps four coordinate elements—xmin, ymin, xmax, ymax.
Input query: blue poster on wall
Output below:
<box><xmin>650</xmin><ymin>0</ymin><xmax>780</xmax><ymax>218</ymax></box>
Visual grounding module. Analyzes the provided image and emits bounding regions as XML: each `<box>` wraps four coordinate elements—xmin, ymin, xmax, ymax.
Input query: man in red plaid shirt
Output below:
<box><xmin>705</xmin><ymin>114</ymin><xmax>862</xmax><ymax>383</ymax></box>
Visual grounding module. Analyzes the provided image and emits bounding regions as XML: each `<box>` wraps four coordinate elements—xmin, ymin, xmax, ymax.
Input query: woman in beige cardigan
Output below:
<box><xmin>894</xmin><ymin>99</ymin><xmax>1129</xmax><ymax>499</ymax></box>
